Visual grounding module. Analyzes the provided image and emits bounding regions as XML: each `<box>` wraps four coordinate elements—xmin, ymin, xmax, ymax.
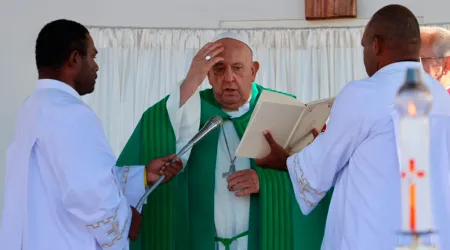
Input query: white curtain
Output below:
<box><xmin>85</xmin><ymin>24</ymin><xmax>450</xmax><ymax>155</ymax></box>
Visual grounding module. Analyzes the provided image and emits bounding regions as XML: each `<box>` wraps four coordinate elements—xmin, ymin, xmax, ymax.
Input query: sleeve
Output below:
<box><xmin>46</xmin><ymin>104</ymin><xmax>132</xmax><ymax>250</ymax></box>
<box><xmin>113</xmin><ymin>165</ymin><xmax>147</xmax><ymax>208</ymax></box>
<box><xmin>166</xmin><ymin>81</ymin><xmax>201</xmax><ymax>169</ymax></box>
<box><xmin>287</xmin><ymin>82</ymin><xmax>368</xmax><ymax>215</ymax></box>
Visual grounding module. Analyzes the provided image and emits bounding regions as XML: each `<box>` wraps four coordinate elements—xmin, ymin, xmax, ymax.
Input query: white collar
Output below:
<box><xmin>374</xmin><ymin>61</ymin><xmax>423</xmax><ymax>76</ymax></box>
<box><xmin>222</xmin><ymin>94</ymin><xmax>252</xmax><ymax>118</ymax></box>
<box><xmin>36</xmin><ymin>79</ymin><xmax>81</xmax><ymax>99</ymax></box>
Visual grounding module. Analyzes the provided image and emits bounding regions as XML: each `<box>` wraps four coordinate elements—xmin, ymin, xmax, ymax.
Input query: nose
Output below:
<box><xmin>224</xmin><ymin>67</ymin><xmax>234</xmax><ymax>82</ymax></box>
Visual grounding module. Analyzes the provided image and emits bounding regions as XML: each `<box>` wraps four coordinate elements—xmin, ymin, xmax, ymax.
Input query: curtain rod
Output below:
<box><xmin>86</xmin><ymin>21</ymin><xmax>450</xmax><ymax>30</ymax></box>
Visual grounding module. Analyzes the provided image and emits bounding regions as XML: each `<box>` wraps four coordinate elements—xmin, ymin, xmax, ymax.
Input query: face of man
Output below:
<box><xmin>74</xmin><ymin>34</ymin><xmax>99</xmax><ymax>96</ymax></box>
<box><xmin>361</xmin><ymin>23</ymin><xmax>380</xmax><ymax>77</ymax></box>
<box><xmin>207</xmin><ymin>38</ymin><xmax>259</xmax><ymax>110</ymax></box>
<box><xmin>420</xmin><ymin>45</ymin><xmax>446</xmax><ymax>81</ymax></box>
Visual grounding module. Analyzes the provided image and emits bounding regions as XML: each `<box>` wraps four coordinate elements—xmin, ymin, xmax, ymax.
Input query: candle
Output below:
<box><xmin>398</xmin><ymin>113</ymin><xmax>432</xmax><ymax>232</ymax></box>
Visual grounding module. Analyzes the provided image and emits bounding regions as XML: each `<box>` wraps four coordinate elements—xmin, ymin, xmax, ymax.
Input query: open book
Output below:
<box><xmin>235</xmin><ymin>90</ymin><xmax>335</xmax><ymax>159</ymax></box>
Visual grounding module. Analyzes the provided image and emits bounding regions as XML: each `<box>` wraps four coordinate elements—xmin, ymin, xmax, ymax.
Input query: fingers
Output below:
<box><xmin>206</xmin><ymin>45</ymin><xmax>224</xmax><ymax>60</ymax></box>
<box><xmin>321</xmin><ymin>124</ymin><xmax>327</xmax><ymax>132</ymax></box>
<box><xmin>263</xmin><ymin>130</ymin><xmax>277</xmax><ymax>146</ymax></box>
<box><xmin>311</xmin><ymin>128</ymin><xmax>319</xmax><ymax>138</ymax></box>
<box><xmin>159</xmin><ymin>154</ymin><xmax>177</xmax><ymax>162</ymax></box>
<box><xmin>228</xmin><ymin>179</ymin><xmax>252</xmax><ymax>192</ymax></box>
<box><xmin>235</xmin><ymin>187</ymin><xmax>255</xmax><ymax>197</ymax></box>
<box><xmin>226</xmin><ymin>170</ymin><xmax>247</xmax><ymax>183</ymax></box>
<box><xmin>227</xmin><ymin>170</ymin><xmax>258</xmax><ymax>193</ymax></box>
<box><xmin>227</xmin><ymin>175</ymin><xmax>249</xmax><ymax>190</ymax></box>
<box><xmin>207</xmin><ymin>56</ymin><xmax>225</xmax><ymax>68</ymax></box>
<box><xmin>161</xmin><ymin>159</ymin><xmax>183</xmax><ymax>181</ymax></box>
<box><xmin>164</xmin><ymin>162</ymin><xmax>182</xmax><ymax>176</ymax></box>
<box><xmin>197</xmin><ymin>43</ymin><xmax>223</xmax><ymax>60</ymax></box>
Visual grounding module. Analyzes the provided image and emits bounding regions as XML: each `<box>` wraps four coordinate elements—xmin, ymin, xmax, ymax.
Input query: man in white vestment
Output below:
<box><xmin>420</xmin><ymin>26</ymin><xmax>450</xmax><ymax>93</ymax></box>
<box><xmin>0</xmin><ymin>19</ymin><xmax>182</xmax><ymax>250</ymax></box>
<box><xmin>255</xmin><ymin>4</ymin><xmax>450</xmax><ymax>250</ymax></box>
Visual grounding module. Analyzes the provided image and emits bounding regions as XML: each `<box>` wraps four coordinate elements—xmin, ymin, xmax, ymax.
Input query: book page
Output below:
<box><xmin>249</xmin><ymin>90</ymin><xmax>303</xmax><ymax>121</ymax></box>
<box><xmin>287</xmin><ymin>97</ymin><xmax>335</xmax><ymax>153</ymax></box>
<box><xmin>235</xmin><ymin>100</ymin><xmax>305</xmax><ymax>159</ymax></box>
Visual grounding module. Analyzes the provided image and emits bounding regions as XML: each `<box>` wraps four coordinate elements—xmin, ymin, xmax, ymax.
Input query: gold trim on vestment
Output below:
<box><xmin>293</xmin><ymin>155</ymin><xmax>325</xmax><ymax>208</ymax></box>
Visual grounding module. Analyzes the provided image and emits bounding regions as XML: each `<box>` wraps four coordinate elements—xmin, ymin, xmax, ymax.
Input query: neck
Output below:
<box><xmin>222</xmin><ymin>104</ymin><xmax>245</xmax><ymax>112</ymax></box>
<box><xmin>379</xmin><ymin>52</ymin><xmax>420</xmax><ymax>69</ymax></box>
<box><xmin>38</xmin><ymin>70</ymin><xmax>76</xmax><ymax>90</ymax></box>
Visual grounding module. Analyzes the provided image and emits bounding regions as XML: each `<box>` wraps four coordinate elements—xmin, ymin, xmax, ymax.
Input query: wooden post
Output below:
<box><xmin>305</xmin><ymin>0</ymin><xmax>357</xmax><ymax>20</ymax></box>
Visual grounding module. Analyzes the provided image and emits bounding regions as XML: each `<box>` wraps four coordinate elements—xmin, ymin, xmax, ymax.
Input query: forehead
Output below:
<box><xmin>86</xmin><ymin>34</ymin><xmax>96</xmax><ymax>51</ymax></box>
<box><xmin>420</xmin><ymin>45</ymin><xmax>434</xmax><ymax>57</ymax></box>
<box><xmin>216</xmin><ymin>38</ymin><xmax>252</xmax><ymax>62</ymax></box>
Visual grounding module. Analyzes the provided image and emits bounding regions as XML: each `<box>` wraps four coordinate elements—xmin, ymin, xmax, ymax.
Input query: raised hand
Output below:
<box><xmin>145</xmin><ymin>154</ymin><xmax>183</xmax><ymax>185</ymax></box>
<box><xmin>184</xmin><ymin>42</ymin><xmax>224</xmax><ymax>87</ymax></box>
<box><xmin>179</xmin><ymin>42</ymin><xmax>224</xmax><ymax>106</ymax></box>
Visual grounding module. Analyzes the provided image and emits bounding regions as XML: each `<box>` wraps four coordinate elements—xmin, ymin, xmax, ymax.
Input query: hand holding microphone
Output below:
<box><xmin>146</xmin><ymin>154</ymin><xmax>183</xmax><ymax>185</ymax></box>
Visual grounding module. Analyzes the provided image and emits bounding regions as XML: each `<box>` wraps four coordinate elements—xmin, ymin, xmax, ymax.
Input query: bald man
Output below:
<box><xmin>116</xmin><ymin>32</ymin><xmax>331</xmax><ymax>250</ymax></box>
<box><xmin>420</xmin><ymin>26</ymin><xmax>450</xmax><ymax>93</ymax></box>
<box><xmin>256</xmin><ymin>4</ymin><xmax>450</xmax><ymax>249</ymax></box>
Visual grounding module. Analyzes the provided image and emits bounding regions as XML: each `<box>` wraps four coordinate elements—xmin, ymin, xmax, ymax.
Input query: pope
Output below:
<box><xmin>116</xmin><ymin>32</ymin><xmax>332</xmax><ymax>250</ymax></box>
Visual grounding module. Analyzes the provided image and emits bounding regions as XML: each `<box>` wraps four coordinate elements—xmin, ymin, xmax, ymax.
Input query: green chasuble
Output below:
<box><xmin>116</xmin><ymin>82</ymin><xmax>333</xmax><ymax>250</ymax></box>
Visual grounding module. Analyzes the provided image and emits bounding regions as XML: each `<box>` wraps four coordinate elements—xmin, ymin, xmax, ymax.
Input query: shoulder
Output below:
<box><xmin>33</xmin><ymin>90</ymin><xmax>100</xmax><ymax>130</ymax></box>
<box><xmin>331</xmin><ymin>79</ymin><xmax>374</xmax><ymax>116</ymax></box>
<box><xmin>255</xmin><ymin>83</ymin><xmax>296</xmax><ymax>99</ymax></box>
<box><xmin>142</xmin><ymin>95</ymin><xmax>170</xmax><ymax>118</ymax></box>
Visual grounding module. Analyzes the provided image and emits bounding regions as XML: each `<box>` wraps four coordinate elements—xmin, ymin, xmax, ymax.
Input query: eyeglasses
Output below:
<box><xmin>419</xmin><ymin>56</ymin><xmax>445</xmax><ymax>62</ymax></box>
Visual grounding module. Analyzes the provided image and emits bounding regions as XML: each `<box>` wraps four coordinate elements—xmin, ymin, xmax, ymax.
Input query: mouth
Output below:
<box><xmin>224</xmin><ymin>88</ymin><xmax>238</xmax><ymax>93</ymax></box>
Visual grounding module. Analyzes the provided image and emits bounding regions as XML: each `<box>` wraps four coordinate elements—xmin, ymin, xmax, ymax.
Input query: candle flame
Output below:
<box><xmin>408</xmin><ymin>101</ymin><xmax>417</xmax><ymax>117</ymax></box>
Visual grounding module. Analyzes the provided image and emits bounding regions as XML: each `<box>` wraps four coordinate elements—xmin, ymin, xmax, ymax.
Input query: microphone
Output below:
<box><xmin>136</xmin><ymin>116</ymin><xmax>224</xmax><ymax>211</ymax></box>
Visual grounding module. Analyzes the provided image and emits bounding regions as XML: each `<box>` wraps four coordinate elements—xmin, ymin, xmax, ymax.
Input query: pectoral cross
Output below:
<box><xmin>222</xmin><ymin>164</ymin><xmax>236</xmax><ymax>178</ymax></box>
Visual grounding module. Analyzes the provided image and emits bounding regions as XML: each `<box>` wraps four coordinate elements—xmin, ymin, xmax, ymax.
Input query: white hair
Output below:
<box><xmin>420</xmin><ymin>26</ymin><xmax>450</xmax><ymax>57</ymax></box>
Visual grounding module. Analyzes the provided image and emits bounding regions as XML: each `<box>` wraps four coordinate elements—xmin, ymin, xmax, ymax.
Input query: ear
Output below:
<box><xmin>373</xmin><ymin>36</ymin><xmax>381</xmax><ymax>56</ymax></box>
<box><xmin>67</xmin><ymin>50</ymin><xmax>81</xmax><ymax>68</ymax></box>
<box><xmin>251</xmin><ymin>61</ymin><xmax>260</xmax><ymax>80</ymax></box>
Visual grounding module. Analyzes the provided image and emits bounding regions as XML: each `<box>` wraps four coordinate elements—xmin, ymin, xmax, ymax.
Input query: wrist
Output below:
<box><xmin>180</xmin><ymin>79</ymin><xmax>200</xmax><ymax>107</ymax></box>
<box><xmin>279</xmin><ymin>154</ymin><xmax>289</xmax><ymax>171</ymax></box>
<box><xmin>182</xmin><ymin>76</ymin><xmax>202</xmax><ymax>90</ymax></box>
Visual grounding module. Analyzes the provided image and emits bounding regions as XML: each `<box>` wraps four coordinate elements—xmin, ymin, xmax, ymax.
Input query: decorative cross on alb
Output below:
<box><xmin>401</xmin><ymin>159</ymin><xmax>425</xmax><ymax>182</ymax></box>
<box><xmin>401</xmin><ymin>158</ymin><xmax>425</xmax><ymax>231</ymax></box>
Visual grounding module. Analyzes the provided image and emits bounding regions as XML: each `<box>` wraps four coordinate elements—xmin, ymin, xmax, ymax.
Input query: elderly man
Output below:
<box><xmin>116</xmin><ymin>32</ymin><xmax>332</xmax><ymax>250</ymax></box>
<box><xmin>420</xmin><ymin>26</ymin><xmax>450</xmax><ymax>92</ymax></box>
<box><xmin>256</xmin><ymin>4</ymin><xmax>450</xmax><ymax>250</ymax></box>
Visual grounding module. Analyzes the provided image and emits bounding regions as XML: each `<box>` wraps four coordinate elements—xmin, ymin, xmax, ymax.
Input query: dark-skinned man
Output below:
<box><xmin>0</xmin><ymin>19</ymin><xmax>182</xmax><ymax>250</ymax></box>
<box><xmin>256</xmin><ymin>5</ymin><xmax>450</xmax><ymax>250</ymax></box>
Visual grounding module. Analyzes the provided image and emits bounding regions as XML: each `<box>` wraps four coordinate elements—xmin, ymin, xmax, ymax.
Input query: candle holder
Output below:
<box><xmin>394</xmin><ymin>68</ymin><xmax>437</xmax><ymax>249</ymax></box>
<box><xmin>395</xmin><ymin>233</ymin><xmax>438</xmax><ymax>250</ymax></box>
